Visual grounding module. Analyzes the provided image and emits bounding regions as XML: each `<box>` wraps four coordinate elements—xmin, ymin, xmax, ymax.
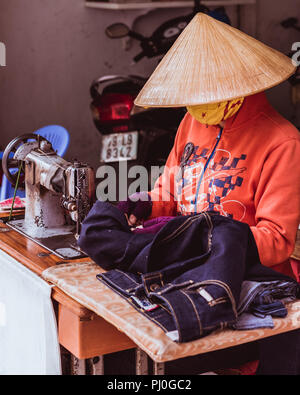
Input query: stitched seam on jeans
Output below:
<box><xmin>165</xmin><ymin>214</ymin><xmax>203</xmax><ymax>242</ymax></box>
<box><xmin>115</xmin><ymin>269</ymin><xmax>139</xmax><ymax>285</ymax></box>
<box><xmin>202</xmin><ymin>211</ymin><xmax>213</xmax><ymax>252</ymax></box>
<box><xmin>158</xmin><ymin>281</ymin><xmax>196</xmax><ymax>295</ymax></box>
<box><xmin>237</xmin><ymin>284</ymin><xmax>266</xmax><ymax>314</ymax></box>
<box><xmin>158</xmin><ymin>216</ymin><xmax>196</xmax><ymax>244</ymax></box>
<box><xmin>142</xmin><ymin>276</ymin><xmax>150</xmax><ymax>293</ymax></box>
<box><xmin>158</xmin><ymin>213</ymin><xmax>203</xmax><ymax>244</ymax></box>
<box><xmin>97</xmin><ymin>273</ymin><xmax>136</xmax><ymax>296</ymax></box>
<box><xmin>180</xmin><ymin>289</ymin><xmax>203</xmax><ymax>337</ymax></box>
<box><xmin>159</xmin><ymin>285</ymin><xmax>173</xmax><ymax>294</ymax></box>
<box><xmin>201</xmin><ymin>280</ymin><xmax>237</xmax><ymax>317</ymax></box>
<box><xmin>209</xmin><ymin>297</ymin><xmax>228</xmax><ymax>306</ymax></box>
<box><xmin>153</xmin><ymin>294</ymin><xmax>182</xmax><ymax>341</ymax></box>
<box><xmin>157</xmin><ymin>302</ymin><xmax>172</xmax><ymax>315</ymax></box>
<box><xmin>160</xmin><ymin>272</ymin><xmax>165</xmax><ymax>286</ymax></box>
<box><xmin>147</xmin><ymin>292</ymin><xmax>173</xmax><ymax>316</ymax></box>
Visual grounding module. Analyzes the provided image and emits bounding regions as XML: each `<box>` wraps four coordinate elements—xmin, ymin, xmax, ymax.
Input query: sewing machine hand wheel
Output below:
<box><xmin>2</xmin><ymin>133</ymin><xmax>48</xmax><ymax>188</ymax></box>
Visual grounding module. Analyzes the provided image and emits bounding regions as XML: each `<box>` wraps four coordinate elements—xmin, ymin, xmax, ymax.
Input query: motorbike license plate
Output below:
<box><xmin>100</xmin><ymin>131</ymin><xmax>138</xmax><ymax>163</ymax></box>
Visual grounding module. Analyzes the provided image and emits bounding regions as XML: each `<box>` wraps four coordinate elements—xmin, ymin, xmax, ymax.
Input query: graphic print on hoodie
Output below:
<box><xmin>177</xmin><ymin>145</ymin><xmax>247</xmax><ymax>220</ymax></box>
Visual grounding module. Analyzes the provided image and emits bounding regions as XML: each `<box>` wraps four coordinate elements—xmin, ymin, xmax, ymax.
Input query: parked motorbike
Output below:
<box><xmin>90</xmin><ymin>74</ymin><xmax>186</xmax><ymax>171</ymax></box>
<box><xmin>90</xmin><ymin>2</ymin><xmax>231</xmax><ymax>187</ymax></box>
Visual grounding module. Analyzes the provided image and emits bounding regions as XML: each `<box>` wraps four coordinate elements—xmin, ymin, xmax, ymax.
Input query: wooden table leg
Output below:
<box><xmin>70</xmin><ymin>355</ymin><xmax>86</xmax><ymax>375</ymax></box>
<box><xmin>153</xmin><ymin>361</ymin><xmax>165</xmax><ymax>375</ymax></box>
<box><xmin>89</xmin><ymin>356</ymin><xmax>104</xmax><ymax>375</ymax></box>
<box><xmin>135</xmin><ymin>348</ymin><xmax>149</xmax><ymax>375</ymax></box>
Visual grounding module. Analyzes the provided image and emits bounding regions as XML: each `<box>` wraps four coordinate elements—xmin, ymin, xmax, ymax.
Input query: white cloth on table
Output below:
<box><xmin>0</xmin><ymin>249</ymin><xmax>61</xmax><ymax>375</ymax></box>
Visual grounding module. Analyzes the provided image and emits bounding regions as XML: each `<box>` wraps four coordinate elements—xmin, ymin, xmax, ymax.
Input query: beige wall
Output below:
<box><xmin>0</xmin><ymin>0</ymin><xmax>299</xmax><ymax>170</ymax></box>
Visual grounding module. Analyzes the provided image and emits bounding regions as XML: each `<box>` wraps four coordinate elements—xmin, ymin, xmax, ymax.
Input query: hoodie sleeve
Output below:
<box><xmin>250</xmin><ymin>137</ymin><xmax>300</xmax><ymax>267</ymax></box>
<box><xmin>149</xmin><ymin>118</ymin><xmax>184</xmax><ymax>218</ymax></box>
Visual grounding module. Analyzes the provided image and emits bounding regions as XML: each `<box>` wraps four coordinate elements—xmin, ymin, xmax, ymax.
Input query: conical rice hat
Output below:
<box><xmin>134</xmin><ymin>13</ymin><xmax>296</xmax><ymax>107</ymax></box>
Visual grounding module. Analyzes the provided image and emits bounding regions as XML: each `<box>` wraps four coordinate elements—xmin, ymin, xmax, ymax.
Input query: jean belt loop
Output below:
<box><xmin>142</xmin><ymin>272</ymin><xmax>164</xmax><ymax>294</ymax></box>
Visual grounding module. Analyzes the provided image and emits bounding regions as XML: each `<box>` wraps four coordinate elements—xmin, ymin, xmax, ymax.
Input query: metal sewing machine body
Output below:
<box><xmin>2</xmin><ymin>134</ymin><xmax>95</xmax><ymax>259</ymax></box>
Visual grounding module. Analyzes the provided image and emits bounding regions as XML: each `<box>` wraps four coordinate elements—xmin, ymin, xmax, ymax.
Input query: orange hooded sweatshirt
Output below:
<box><xmin>150</xmin><ymin>92</ymin><xmax>300</xmax><ymax>274</ymax></box>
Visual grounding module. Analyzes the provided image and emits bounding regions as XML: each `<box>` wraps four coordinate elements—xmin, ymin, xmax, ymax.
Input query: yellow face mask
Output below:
<box><xmin>186</xmin><ymin>98</ymin><xmax>244</xmax><ymax>125</ymax></box>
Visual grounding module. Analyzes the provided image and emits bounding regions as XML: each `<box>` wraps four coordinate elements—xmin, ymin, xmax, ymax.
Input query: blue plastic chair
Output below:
<box><xmin>0</xmin><ymin>125</ymin><xmax>70</xmax><ymax>200</ymax></box>
<box><xmin>35</xmin><ymin>125</ymin><xmax>70</xmax><ymax>157</ymax></box>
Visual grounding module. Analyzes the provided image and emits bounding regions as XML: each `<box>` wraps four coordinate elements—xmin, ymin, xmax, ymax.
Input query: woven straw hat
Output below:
<box><xmin>134</xmin><ymin>13</ymin><xmax>296</xmax><ymax>107</ymax></box>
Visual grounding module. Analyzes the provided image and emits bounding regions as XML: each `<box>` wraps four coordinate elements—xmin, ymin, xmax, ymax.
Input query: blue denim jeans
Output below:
<box><xmin>83</xmin><ymin>202</ymin><xmax>300</xmax><ymax>342</ymax></box>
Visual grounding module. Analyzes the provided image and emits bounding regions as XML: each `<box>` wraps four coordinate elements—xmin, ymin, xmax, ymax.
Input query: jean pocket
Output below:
<box><xmin>184</xmin><ymin>280</ymin><xmax>237</xmax><ymax>316</ymax></box>
<box><xmin>184</xmin><ymin>286</ymin><xmax>228</xmax><ymax>307</ymax></box>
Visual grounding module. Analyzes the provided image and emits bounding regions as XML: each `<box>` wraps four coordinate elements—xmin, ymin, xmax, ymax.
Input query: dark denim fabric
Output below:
<box><xmin>78</xmin><ymin>201</ymin><xmax>300</xmax><ymax>343</ymax></box>
<box><xmin>237</xmin><ymin>280</ymin><xmax>298</xmax><ymax>317</ymax></box>
<box><xmin>234</xmin><ymin>280</ymin><xmax>299</xmax><ymax>330</ymax></box>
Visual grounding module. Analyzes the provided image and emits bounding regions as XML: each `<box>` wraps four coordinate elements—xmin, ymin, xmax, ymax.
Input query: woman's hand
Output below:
<box><xmin>117</xmin><ymin>192</ymin><xmax>152</xmax><ymax>227</ymax></box>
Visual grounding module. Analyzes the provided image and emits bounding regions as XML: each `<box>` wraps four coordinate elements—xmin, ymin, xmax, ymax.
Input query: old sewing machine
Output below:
<box><xmin>1</xmin><ymin>134</ymin><xmax>95</xmax><ymax>259</ymax></box>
